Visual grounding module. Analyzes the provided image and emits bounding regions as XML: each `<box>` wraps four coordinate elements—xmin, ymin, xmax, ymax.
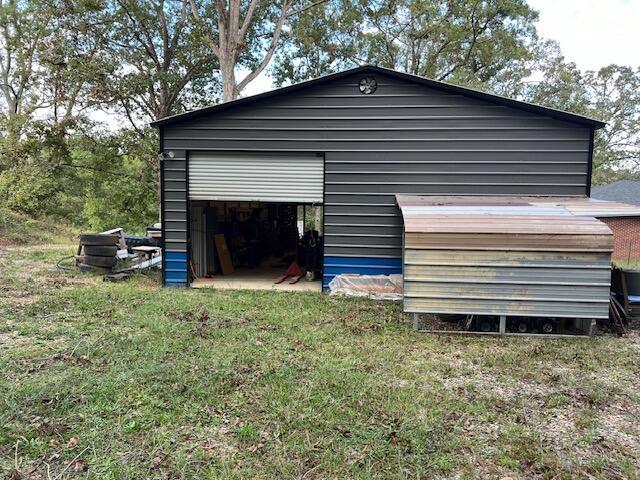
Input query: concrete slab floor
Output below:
<box><xmin>191</xmin><ymin>265</ymin><xmax>321</xmax><ymax>292</ymax></box>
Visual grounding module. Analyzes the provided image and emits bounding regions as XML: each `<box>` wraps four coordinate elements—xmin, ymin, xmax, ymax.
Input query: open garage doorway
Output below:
<box><xmin>189</xmin><ymin>201</ymin><xmax>323</xmax><ymax>291</ymax></box>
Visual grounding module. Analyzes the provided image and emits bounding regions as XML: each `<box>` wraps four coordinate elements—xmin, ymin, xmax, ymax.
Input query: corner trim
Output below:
<box><xmin>586</xmin><ymin>127</ymin><xmax>595</xmax><ymax>197</ymax></box>
<box><xmin>159</xmin><ymin>127</ymin><xmax>167</xmax><ymax>286</ymax></box>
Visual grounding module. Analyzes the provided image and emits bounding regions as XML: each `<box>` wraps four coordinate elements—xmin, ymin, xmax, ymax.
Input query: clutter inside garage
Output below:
<box><xmin>189</xmin><ymin>201</ymin><xmax>323</xmax><ymax>290</ymax></box>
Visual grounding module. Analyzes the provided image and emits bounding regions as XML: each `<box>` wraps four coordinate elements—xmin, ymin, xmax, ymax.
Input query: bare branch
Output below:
<box><xmin>237</xmin><ymin>1</ymin><xmax>291</xmax><ymax>92</ymax></box>
<box><xmin>120</xmin><ymin>97</ymin><xmax>146</xmax><ymax>137</ymax></box>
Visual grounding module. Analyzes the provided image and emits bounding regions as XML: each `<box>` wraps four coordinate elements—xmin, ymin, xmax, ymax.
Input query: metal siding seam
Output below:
<box><xmin>323</xmin><ymin>192</ymin><xmax>586</xmax><ymax>197</ymax></box>
<box><xmin>324</xmin><ymin>256</ymin><xmax>403</xmax><ymax>267</ymax></box>
<box><xmin>325</xmin><ymin>160</ymin><xmax>589</xmax><ymax>164</ymax></box>
<box><xmin>324</xmin><ymin>233</ymin><xmax>402</xmax><ymax>238</ymax></box>
<box><xmin>325</xmin><ymin>182</ymin><xmax>586</xmax><ymax>186</ymax></box>
<box><xmin>324</xmin><ymin>242</ymin><xmax>399</xmax><ymax>248</ymax></box>
<box><xmin>185</xmin><ymin>126</ymin><xmax>582</xmax><ymax>131</ymax></box>
<box><xmin>207</xmin><ymin>115</ymin><xmax>584</xmax><ymax>121</ymax></box>
<box><xmin>165</xmin><ymin>146</ymin><xmax>590</xmax><ymax>153</ymax></box>
<box><xmin>325</xmin><ymin>170</ymin><xmax>588</xmax><ymax>175</ymax></box>
<box><xmin>325</xmin><ymin>252</ymin><xmax>402</xmax><ymax>259</ymax></box>
<box><xmin>267</xmin><ymin>104</ymin><xmax>507</xmax><ymax>109</ymax></box>
<box><xmin>164</xmin><ymin>136</ymin><xmax>588</xmax><ymax>142</ymax></box>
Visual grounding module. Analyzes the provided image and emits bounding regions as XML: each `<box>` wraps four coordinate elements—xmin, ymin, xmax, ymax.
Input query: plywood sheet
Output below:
<box><xmin>214</xmin><ymin>234</ymin><xmax>234</xmax><ymax>275</ymax></box>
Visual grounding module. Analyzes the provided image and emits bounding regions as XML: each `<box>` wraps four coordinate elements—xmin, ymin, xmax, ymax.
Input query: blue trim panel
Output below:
<box><xmin>323</xmin><ymin>256</ymin><xmax>402</xmax><ymax>289</ymax></box>
<box><xmin>164</xmin><ymin>251</ymin><xmax>188</xmax><ymax>286</ymax></box>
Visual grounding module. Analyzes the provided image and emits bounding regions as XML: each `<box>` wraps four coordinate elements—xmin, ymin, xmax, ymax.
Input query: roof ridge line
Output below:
<box><xmin>151</xmin><ymin>65</ymin><xmax>606</xmax><ymax>129</ymax></box>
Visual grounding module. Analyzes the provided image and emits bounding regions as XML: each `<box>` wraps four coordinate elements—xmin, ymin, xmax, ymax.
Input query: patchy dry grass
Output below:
<box><xmin>1</xmin><ymin>242</ymin><xmax>639</xmax><ymax>479</ymax></box>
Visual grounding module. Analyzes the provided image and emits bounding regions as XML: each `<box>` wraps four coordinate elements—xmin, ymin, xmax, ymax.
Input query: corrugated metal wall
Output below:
<box><xmin>398</xmin><ymin>197</ymin><xmax>613</xmax><ymax>319</ymax></box>
<box><xmin>160</xmin><ymin>71</ymin><xmax>593</xmax><ymax>287</ymax></box>
<box><xmin>403</xmin><ymin>250</ymin><xmax>612</xmax><ymax>318</ymax></box>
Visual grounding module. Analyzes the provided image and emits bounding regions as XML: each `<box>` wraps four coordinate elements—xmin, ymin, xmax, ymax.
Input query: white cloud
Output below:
<box><xmin>237</xmin><ymin>68</ymin><xmax>273</xmax><ymax>97</ymax></box>
<box><xmin>528</xmin><ymin>0</ymin><xmax>640</xmax><ymax>71</ymax></box>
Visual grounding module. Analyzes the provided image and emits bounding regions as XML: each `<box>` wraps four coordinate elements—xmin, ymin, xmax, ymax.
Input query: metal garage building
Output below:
<box><xmin>151</xmin><ymin>65</ymin><xmax>605</xmax><ymax>288</ymax></box>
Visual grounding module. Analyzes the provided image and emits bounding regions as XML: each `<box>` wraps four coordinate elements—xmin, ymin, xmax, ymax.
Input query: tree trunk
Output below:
<box><xmin>220</xmin><ymin>54</ymin><xmax>237</xmax><ymax>102</ymax></box>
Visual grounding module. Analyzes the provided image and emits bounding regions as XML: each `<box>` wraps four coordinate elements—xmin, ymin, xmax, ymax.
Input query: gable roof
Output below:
<box><xmin>592</xmin><ymin>180</ymin><xmax>640</xmax><ymax>206</ymax></box>
<box><xmin>150</xmin><ymin>65</ymin><xmax>606</xmax><ymax>129</ymax></box>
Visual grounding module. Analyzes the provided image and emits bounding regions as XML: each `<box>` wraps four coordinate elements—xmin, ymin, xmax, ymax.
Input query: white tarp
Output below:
<box><xmin>328</xmin><ymin>274</ymin><xmax>403</xmax><ymax>301</ymax></box>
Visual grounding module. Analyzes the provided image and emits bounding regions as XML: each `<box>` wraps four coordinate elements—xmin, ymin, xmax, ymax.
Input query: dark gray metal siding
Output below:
<box><xmin>162</xmin><ymin>72</ymin><xmax>592</xmax><ymax>260</ymax></box>
<box><xmin>161</xmin><ymin>150</ymin><xmax>188</xmax><ymax>278</ymax></box>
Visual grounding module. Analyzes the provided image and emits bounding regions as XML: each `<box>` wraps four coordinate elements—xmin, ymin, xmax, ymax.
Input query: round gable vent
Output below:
<box><xmin>359</xmin><ymin>77</ymin><xmax>377</xmax><ymax>94</ymax></box>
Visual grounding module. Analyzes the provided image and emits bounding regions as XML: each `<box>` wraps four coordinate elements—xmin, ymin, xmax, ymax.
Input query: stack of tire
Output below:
<box><xmin>78</xmin><ymin>233</ymin><xmax>120</xmax><ymax>274</ymax></box>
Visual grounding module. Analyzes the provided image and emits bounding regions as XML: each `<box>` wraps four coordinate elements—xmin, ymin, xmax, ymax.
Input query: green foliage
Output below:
<box><xmin>274</xmin><ymin>0</ymin><xmax>539</xmax><ymax>87</ymax></box>
<box><xmin>0</xmin><ymin>161</ymin><xmax>60</xmax><ymax>217</ymax></box>
<box><xmin>71</xmin><ymin>128</ymin><xmax>159</xmax><ymax>233</ymax></box>
<box><xmin>0</xmin><ymin>207</ymin><xmax>76</xmax><ymax>244</ymax></box>
<box><xmin>0</xmin><ymin>123</ymin><xmax>158</xmax><ymax>233</ymax></box>
<box><xmin>0</xmin><ymin>0</ymin><xmax>638</xmax><ymax>234</ymax></box>
<box><xmin>103</xmin><ymin>0</ymin><xmax>219</xmax><ymax>122</ymax></box>
<box><xmin>83</xmin><ymin>153</ymin><xmax>158</xmax><ymax>234</ymax></box>
<box><xmin>0</xmin><ymin>0</ymin><xmax>211</xmax><ymax>235</ymax></box>
<box><xmin>521</xmin><ymin>54</ymin><xmax>640</xmax><ymax>185</ymax></box>
<box><xmin>272</xmin><ymin>4</ymin><xmax>639</xmax><ymax>187</ymax></box>
<box><xmin>0</xmin><ymin>121</ymin><xmax>82</xmax><ymax>219</ymax></box>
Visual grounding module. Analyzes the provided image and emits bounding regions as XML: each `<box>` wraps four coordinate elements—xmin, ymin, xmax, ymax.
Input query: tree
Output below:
<box><xmin>585</xmin><ymin>66</ymin><xmax>640</xmax><ymax>179</ymax></box>
<box><xmin>95</xmin><ymin>0</ymin><xmax>218</xmax><ymax>131</ymax></box>
<box><xmin>272</xmin><ymin>0</ymin><xmax>539</xmax><ymax>89</ymax></box>
<box><xmin>520</xmin><ymin>42</ymin><xmax>589</xmax><ymax>114</ymax></box>
<box><xmin>0</xmin><ymin>1</ymin><xmax>112</xmax><ymax>142</ymax></box>
<box><xmin>523</xmin><ymin>54</ymin><xmax>640</xmax><ymax>185</ymax></box>
<box><xmin>187</xmin><ymin>0</ymin><xmax>329</xmax><ymax>102</ymax></box>
<box><xmin>0</xmin><ymin>0</ymin><xmax>53</xmax><ymax>140</ymax></box>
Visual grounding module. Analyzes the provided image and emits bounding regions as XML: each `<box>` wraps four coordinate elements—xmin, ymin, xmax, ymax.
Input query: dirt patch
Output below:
<box><xmin>0</xmin><ymin>331</ymin><xmax>35</xmax><ymax>348</ymax></box>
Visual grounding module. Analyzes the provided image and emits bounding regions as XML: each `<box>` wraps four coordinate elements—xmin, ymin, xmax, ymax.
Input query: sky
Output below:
<box><xmin>527</xmin><ymin>0</ymin><xmax>640</xmax><ymax>72</ymax></box>
<box><xmin>243</xmin><ymin>0</ymin><xmax>640</xmax><ymax>96</ymax></box>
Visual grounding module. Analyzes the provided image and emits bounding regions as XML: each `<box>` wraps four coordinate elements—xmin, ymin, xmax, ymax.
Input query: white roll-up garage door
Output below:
<box><xmin>188</xmin><ymin>152</ymin><xmax>323</xmax><ymax>203</ymax></box>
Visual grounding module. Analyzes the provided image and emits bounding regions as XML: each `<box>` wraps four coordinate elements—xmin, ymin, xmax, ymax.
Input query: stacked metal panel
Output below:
<box><xmin>397</xmin><ymin>195</ymin><xmax>613</xmax><ymax>319</ymax></box>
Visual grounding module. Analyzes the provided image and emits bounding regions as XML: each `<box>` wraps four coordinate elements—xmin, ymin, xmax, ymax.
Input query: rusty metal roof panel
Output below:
<box><xmin>531</xmin><ymin>197</ymin><xmax>640</xmax><ymax>218</ymax></box>
<box><xmin>396</xmin><ymin>195</ymin><xmax>640</xmax><ymax>218</ymax></box>
<box><xmin>397</xmin><ymin>195</ymin><xmax>613</xmax><ymax>236</ymax></box>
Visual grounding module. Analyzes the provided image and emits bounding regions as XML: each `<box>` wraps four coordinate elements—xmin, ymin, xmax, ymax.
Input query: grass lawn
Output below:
<box><xmin>1</xmin><ymin>242</ymin><xmax>639</xmax><ymax>479</ymax></box>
